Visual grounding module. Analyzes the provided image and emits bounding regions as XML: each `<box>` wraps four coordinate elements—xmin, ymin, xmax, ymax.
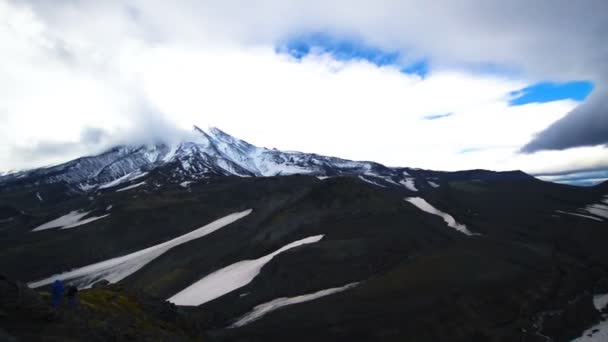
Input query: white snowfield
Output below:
<box><xmin>400</xmin><ymin>178</ymin><xmax>418</xmax><ymax>191</ymax></box>
<box><xmin>405</xmin><ymin>197</ymin><xmax>476</xmax><ymax>236</ymax></box>
<box><xmin>32</xmin><ymin>210</ymin><xmax>110</xmax><ymax>232</ymax></box>
<box><xmin>231</xmin><ymin>282</ymin><xmax>359</xmax><ymax>328</ymax></box>
<box><xmin>116</xmin><ymin>181</ymin><xmax>146</xmax><ymax>192</ymax></box>
<box><xmin>28</xmin><ymin>209</ymin><xmax>253</xmax><ymax>289</ymax></box>
<box><xmin>168</xmin><ymin>235</ymin><xmax>324</xmax><ymax>306</ymax></box>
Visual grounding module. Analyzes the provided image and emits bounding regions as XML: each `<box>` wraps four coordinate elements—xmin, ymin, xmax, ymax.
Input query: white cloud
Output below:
<box><xmin>0</xmin><ymin>0</ymin><xmax>606</xmax><ymax>176</ymax></box>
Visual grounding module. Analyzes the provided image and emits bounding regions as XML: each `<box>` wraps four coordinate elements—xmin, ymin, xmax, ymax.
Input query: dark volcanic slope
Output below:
<box><xmin>1</xmin><ymin>173</ymin><xmax>607</xmax><ymax>341</ymax></box>
<box><xmin>1</xmin><ymin>129</ymin><xmax>608</xmax><ymax>341</ymax></box>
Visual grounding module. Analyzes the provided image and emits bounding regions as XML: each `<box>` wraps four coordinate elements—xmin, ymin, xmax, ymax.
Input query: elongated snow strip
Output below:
<box><xmin>32</xmin><ymin>211</ymin><xmax>91</xmax><ymax>231</ymax></box>
<box><xmin>28</xmin><ymin>209</ymin><xmax>253</xmax><ymax>289</ymax></box>
<box><xmin>168</xmin><ymin>235</ymin><xmax>324</xmax><ymax>306</ymax></box>
<box><xmin>230</xmin><ymin>282</ymin><xmax>359</xmax><ymax>328</ymax></box>
<box><xmin>115</xmin><ymin>181</ymin><xmax>146</xmax><ymax>192</ymax></box>
<box><xmin>427</xmin><ymin>181</ymin><xmax>440</xmax><ymax>188</ymax></box>
<box><xmin>555</xmin><ymin>210</ymin><xmax>603</xmax><ymax>222</ymax></box>
<box><xmin>62</xmin><ymin>214</ymin><xmax>110</xmax><ymax>229</ymax></box>
<box><xmin>405</xmin><ymin>197</ymin><xmax>477</xmax><ymax>236</ymax></box>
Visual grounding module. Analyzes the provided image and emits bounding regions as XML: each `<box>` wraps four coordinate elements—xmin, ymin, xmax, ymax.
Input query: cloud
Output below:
<box><xmin>10</xmin><ymin>127</ymin><xmax>110</xmax><ymax>160</ymax></box>
<box><xmin>521</xmin><ymin>87</ymin><xmax>608</xmax><ymax>152</ymax></box>
<box><xmin>423</xmin><ymin>113</ymin><xmax>453</xmax><ymax>120</ymax></box>
<box><xmin>1</xmin><ymin>0</ymin><xmax>607</xmax><ymax>179</ymax></box>
<box><xmin>537</xmin><ymin>170</ymin><xmax>608</xmax><ymax>187</ymax></box>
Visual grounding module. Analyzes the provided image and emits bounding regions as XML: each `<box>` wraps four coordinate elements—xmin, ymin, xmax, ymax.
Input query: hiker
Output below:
<box><xmin>66</xmin><ymin>285</ymin><xmax>78</xmax><ymax>308</ymax></box>
<box><xmin>51</xmin><ymin>279</ymin><xmax>65</xmax><ymax>309</ymax></box>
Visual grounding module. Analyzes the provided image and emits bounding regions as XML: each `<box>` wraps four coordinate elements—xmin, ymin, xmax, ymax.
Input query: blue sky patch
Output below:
<box><xmin>276</xmin><ymin>32</ymin><xmax>428</xmax><ymax>77</ymax></box>
<box><xmin>509</xmin><ymin>81</ymin><xmax>593</xmax><ymax>106</ymax></box>
<box><xmin>423</xmin><ymin>112</ymin><xmax>452</xmax><ymax>120</ymax></box>
<box><xmin>400</xmin><ymin>60</ymin><xmax>429</xmax><ymax>78</ymax></box>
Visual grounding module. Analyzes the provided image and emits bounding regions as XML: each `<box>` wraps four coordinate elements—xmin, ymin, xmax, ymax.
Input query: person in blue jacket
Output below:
<box><xmin>51</xmin><ymin>279</ymin><xmax>65</xmax><ymax>309</ymax></box>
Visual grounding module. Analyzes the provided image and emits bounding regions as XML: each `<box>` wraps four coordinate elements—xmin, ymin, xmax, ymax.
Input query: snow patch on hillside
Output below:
<box><xmin>168</xmin><ymin>235</ymin><xmax>324</xmax><ymax>306</ymax></box>
<box><xmin>555</xmin><ymin>210</ymin><xmax>604</xmax><ymax>222</ymax></box>
<box><xmin>116</xmin><ymin>181</ymin><xmax>146</xmax><ymax>192</ymax></box>
<box><xmin>32</xmin><ymin>210</ymin><xmax>108</xmax><ymax>231</ymax></box>
<box><xmin>62</xmin><ymin>214</ymin><xmax>110</xmax><ymax>229</ymax></box>
<box><xmin>405</xmin><ymin>197</ymin><xmax>476</xmax><ymax>235</ymax></box>
<box><xmin>594</xmin><ymin>293</ymin><xmax>608</xmax><ymax>311</ymax></box>
<box><xmin>98</xmin><ymin>173</ymin><xmax>134</xmax><ymax>189</ymax></box>
<box><xmin>400</xmin><ymin>178</ymin><xmax>418</xmax><ymax>191</ymax></box>
<box><xmin>28</xmin><ymin>209</ymin><xmax>253</xmax><ymax>289</ymax></box>
<box><xmin>572</xmin><ymin>319</ymin><xmax>608</xmax><ymax>341</ymax></box>
<box><xmin>365</xmin><ymin>173</ymin><xmax>399</xmax><ymax>186</ymax></box>
<box><xmin>231</xmin><ymin>282</ymin><xmax>358</xmax><ymax>328</ymax></box>
<box><xmin>427</xmin><ymin>181</ymin><xmax>440</xmax><ymax>188</ymax></box>
<box><xmin>179</xmin><ymin>181</ymin><xmax>193</xmax><ymax>188</ymax></box>
<box><xmin>578</xmin><ymin>196</ymin><xmax>608</xmax><ymax>220</ymax></box>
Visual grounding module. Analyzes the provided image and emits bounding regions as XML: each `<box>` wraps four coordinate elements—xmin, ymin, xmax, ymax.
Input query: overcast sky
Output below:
<box><xmin>1</xmin><ymin>0</ymin><xmax>607</xmax><ymax>183</ymax></box>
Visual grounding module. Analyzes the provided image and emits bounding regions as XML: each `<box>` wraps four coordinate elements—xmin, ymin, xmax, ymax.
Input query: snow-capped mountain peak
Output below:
<box><xmin>0</xmin><ymin>126</ymin><xmax>534</xmax><ymax>194</ymax></box>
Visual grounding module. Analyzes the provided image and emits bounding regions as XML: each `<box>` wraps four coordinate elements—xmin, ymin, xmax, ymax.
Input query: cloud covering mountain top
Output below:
<box><xmin>1</xmin><ymin>0</ymin><xmax>607</xmax><ymax>179</ymax></box>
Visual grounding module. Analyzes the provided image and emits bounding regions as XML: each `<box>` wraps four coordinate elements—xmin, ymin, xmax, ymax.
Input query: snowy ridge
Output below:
<box><xmin>231</xmin><ymin>282</ymin><xmax>359</xmax><ymax>328</ymax></box>
<box><xmin>28</xmin><ymin>210</ymin><xmax>253</xmax><ymax>289</ymax></box>
<box><xmin>0</xmin><ymin>126</ymin><xmax>423</xmax><ymax>192</ymax></box>
<box><xmin>168</xmin><ymin>235</ymin><xmax>324</xmax><ymax>306</ymax></box>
